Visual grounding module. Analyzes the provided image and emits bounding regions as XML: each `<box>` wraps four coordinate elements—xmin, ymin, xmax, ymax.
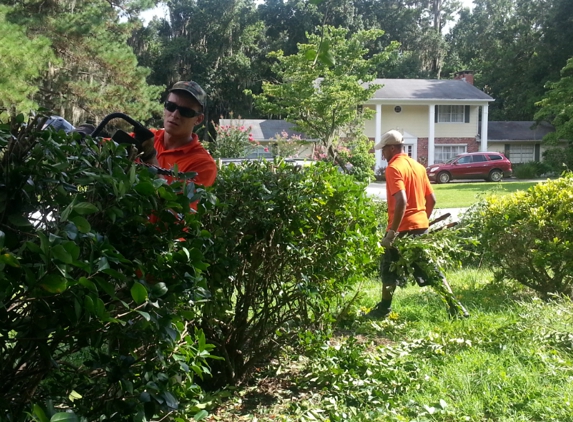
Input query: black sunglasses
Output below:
<box><xmin>164</xmin><ymin>101</ymin><xmax>202</xmax><ymax>118</ymax></box>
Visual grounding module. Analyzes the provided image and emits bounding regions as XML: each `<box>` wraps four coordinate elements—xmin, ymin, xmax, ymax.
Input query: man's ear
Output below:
<box><xmin>196</xmin><ymin>113</ymin><xmax>205</xmax><ymax>125</ymax></box>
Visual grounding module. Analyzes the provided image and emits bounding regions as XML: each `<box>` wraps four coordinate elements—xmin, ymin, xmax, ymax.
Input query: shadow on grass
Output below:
<box><xmin>396</xmin><ymin>276</ymin><xmax>536</xmax><ymax>322</ymax></box>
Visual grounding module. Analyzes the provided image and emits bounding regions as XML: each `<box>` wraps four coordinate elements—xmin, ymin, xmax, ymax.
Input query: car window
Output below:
<box><xmin>472</xmin><ymin>155</ymin><xmax>487</xmax><ymax>162</ymax></box>
<box><xmin>457</xmin><ymin>156</ymin><xmax>471</xmax><ymax>164</ymax></box>
<box><xmin>487</xmin><ymin>154</ymin><xmax>503</xmax><ymax>160</ymax></box>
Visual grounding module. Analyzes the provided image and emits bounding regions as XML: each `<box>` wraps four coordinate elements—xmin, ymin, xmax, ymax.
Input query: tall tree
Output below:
<box><xmin>132</xmin><ymin>0</ymin><xmax>267</xmax><ymax>120</ymax></box>
<box><xmin>1</xmin><ymin>0</ymin><xmax>163</xmax><ymax>123</ymax></box>
<box><xmin>0</xmin><ymin>5</ymin><xmax>55</xmax><ymax>114</ymax></box>
<box><xmin>250</xmin><ymin>26</ymin><xmax>398</xmax><ymax>161</ymax></box>
<box><xmin>535</xmin><ymin>57</ymin><xmax>573</xmax><ymax>143</ymax></box>
<box><xmin>446</xmin><ymin>0</ymin><xmax>573</xmax><ymax>121</ymax></box>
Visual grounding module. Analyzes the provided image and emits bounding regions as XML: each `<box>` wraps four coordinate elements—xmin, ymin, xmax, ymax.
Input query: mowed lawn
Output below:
<box><xmin>432</xmin><ymin>180</ymin><xmax>543</xmax><ymax>208</ymax></box>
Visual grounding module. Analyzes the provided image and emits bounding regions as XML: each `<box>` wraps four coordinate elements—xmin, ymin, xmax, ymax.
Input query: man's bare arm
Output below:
<box><xmin>390</xmin><ymin>190</ymin><xmax>407</xmax><ymax>232</ymax></box>
<box><xmin>425</xmin><ymin>193</ymin><xmax>436</xmax><ymax>219</ymax></box>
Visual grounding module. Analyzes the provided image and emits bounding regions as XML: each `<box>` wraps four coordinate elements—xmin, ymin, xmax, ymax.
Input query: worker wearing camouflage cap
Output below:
<box><xmin>147</xmin><ymin>80</ymin><xmax>217</xmax><ymax>188</ymax></box>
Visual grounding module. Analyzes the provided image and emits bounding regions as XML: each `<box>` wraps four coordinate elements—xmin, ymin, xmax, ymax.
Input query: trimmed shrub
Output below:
<box><xmin>461</xmin><ymin>173</ymin><xmax>573</xmax><ymax>298</ymax></box>
<box><xmin>512</xmin><ymin>161</ymin><xmax>550</xmax><ymax>179</ymax></box>
<box><xmin>197</xmin><ymin>160</ymin><xmax>382</xmax><ymax>386</ymax></box>
<box><xmin>0</xmin><ymin>114</ymin><xmax>214</xmax><ymax>421</ymax></box>
<box><xmin>542</xmin><ymin>145</ymin><xmax>573</xmax><ymax>174</ymax></box>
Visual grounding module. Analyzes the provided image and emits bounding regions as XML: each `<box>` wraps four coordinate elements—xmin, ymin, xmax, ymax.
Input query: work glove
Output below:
<box><xmin>133</xmin><ymin>125</ymin><xmax>156</xmax><ymax>162</ymax></box>
<box><xmin>381</xmin><ymin>229</ymin><xmax>398</xmax><ymax>248</ymax></box>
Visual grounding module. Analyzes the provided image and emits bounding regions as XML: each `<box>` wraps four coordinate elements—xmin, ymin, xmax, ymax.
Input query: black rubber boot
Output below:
<box><xmin>365</xmin><ymin>299</ymin><xmax>393</xmax><ymax>320</ymax></box>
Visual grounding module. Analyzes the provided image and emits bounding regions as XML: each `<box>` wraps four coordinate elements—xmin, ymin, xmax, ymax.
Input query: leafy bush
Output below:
<box><xmin>269</xmin><ymin>130</ymin><xmax>309</xmax><ymax>158</ymax></box>
<box><xmin>337</xmin><ymin>135</ymin><xmax>376</xmax><ymax>183</ymax></box>
<box><xmin>210</xmin><ymin>120</ymin><xmax>257</xmax><ymax>159</ymax></box>
<box><xmin>512</xmin><ymin>161</ymin><xmax>550</xmax><ymax>179</ymax></box>
<box><xmin>197</xmin><ymin>160</ymin><xmax>382</xmax><ymax>387</ymax></box>
<box><xmin>460</xmin><ymin>173</ymin><xmax>573</xmax><ymax>298</ymax></box>
<box><xmin>542</xmin><ymin>144</ymin><xmax>573</xmax><ymax>174</ymax></box>
<box><xmin>0</xmin><ymin>114</ymin><xmax>215</xmax><ymax>421</ymax></box>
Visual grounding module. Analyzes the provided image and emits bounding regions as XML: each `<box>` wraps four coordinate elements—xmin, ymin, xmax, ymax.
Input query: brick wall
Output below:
<box><xmin>417</xmin><ymin>137</ymin><xmax>478</xmax><ymax>163</ymax></box>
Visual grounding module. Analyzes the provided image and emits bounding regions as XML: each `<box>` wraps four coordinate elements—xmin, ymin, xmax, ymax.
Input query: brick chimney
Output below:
<box><xmin>454</xmin><ymin>70</ymin><xmax>474</xmax><ymax>85</ymax></box>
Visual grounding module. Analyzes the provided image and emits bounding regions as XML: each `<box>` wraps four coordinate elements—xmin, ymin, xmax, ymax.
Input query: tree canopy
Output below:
<box><xmin>1</xmin><ymin>0</ymin><xmax>572</xmax><ymax>125</ymax></box>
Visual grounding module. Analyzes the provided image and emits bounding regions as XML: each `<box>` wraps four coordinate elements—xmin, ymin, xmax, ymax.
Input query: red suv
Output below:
<box><xmin>426</xmin><ymin>152</ymin><xmax>512</xmax><ymax>183</ymax></box>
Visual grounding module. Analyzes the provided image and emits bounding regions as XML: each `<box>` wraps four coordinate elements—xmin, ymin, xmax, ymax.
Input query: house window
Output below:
<box><xmin>508</xmin><ymin>145</ymin><xmax>534</xmax><ymax>163</ymax></box>
<box><xmin>437</xmin><ymin>105</ymin><xmax>465</xmax><ymax>123</ymax></box>
<box><xmin>435</xmin><ymin>144</ymin><xmax>466</xmax><ymax>163</ymax></box>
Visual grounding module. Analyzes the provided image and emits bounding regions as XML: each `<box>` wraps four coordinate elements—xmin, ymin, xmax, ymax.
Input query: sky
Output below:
<box><xmin>141</xmin><ymin>0</ymin><xmax>475</xmax><ymax>26</ymax></box>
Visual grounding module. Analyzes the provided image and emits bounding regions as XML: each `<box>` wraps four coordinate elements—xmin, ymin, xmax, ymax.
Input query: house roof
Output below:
<box><xmin>366</xmin><ymin>79</ymin><xmax>494</xmax><ymax>104</ymax></box>
<box><xmin>219</xmin><ymin>119</ymin><xmax>309</xmax><ymax>140</ymax></box>
<box><xmin>482</xmin><ymin>121</ymin><xmax>554</xmax><ymax>142</ymax></box>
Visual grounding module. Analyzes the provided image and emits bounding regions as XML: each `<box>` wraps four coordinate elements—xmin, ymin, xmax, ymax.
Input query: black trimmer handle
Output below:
<box><xmin>91</xmin><ymin>112</ymin><xmax>153</xmax><ymax>140</ymax></box>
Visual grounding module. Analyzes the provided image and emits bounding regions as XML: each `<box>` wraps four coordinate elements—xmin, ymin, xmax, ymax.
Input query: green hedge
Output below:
<box><xmin>0</xmin><ymin>114</ymin><xmax>214</xmax><ymax>421</ymax></box>
<box><xmin>197</xmin><ymin>160</ymin><xmax>382</xmax><ymax>386</ymax></box>
<box><xmin>461</xmin><ymin>173</ymin><xmax>573</xmax><ymax>298</ymax></box>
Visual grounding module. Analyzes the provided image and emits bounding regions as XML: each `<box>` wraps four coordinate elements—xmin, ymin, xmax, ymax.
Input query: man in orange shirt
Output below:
<box><xmin>366</xmin><ymin>130</ymin><xmax>468</xmax><ymax>319</ymax></box>
<box><xmin>144</xmin><ymin>81</ymin><xmax>217</xmax><ymax>187</ymax></box>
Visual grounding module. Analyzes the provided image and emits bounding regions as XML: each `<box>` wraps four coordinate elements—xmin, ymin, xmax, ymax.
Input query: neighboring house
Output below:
<box><xmin>481</xmin><ymin>121</ymin><xmax>560</xmax><ymax>163</ymax></box>
<box><xmin>363</xmin><ymin>71</ymin><xmax>494</xmax><ymax>168</ymax></box>
<box><xmin>219</xmin><ymin>118</ymin><xmax>316</xmax><ymax>159</ymax></box>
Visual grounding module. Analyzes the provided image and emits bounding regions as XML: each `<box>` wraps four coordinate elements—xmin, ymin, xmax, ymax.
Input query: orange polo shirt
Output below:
<box><xmin>152</xmin><ymin>129</ymin><xmax>217</xmax><ymax>187</ymax></box>
<box><xmin>385</xmin><ymin>153</ymin><xmax>433</xmax><ymax>232</ymax></box>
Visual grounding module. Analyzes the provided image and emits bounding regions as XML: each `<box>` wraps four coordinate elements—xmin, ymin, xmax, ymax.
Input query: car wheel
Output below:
<box><xmin>437</xmin><ymin>171</ymin><xmax>451</xmax><ymax>184</ymax></box>
<box><xmin>488</xmin><ymin>169</ymin><xmax>503</xmax><ymax>182</ymax></box>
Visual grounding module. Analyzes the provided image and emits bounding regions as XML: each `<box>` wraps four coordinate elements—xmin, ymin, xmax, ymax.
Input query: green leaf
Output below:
<box><xmin>40</xmin><ymin>274</ymin><xmax>68</xmax><ymax>293</ymax></box>
<box><xmin>0</xmin><ymin>253</ymin><xmax>20</xmax><ymax>268</ymax></box>
<box><xmin>305</xmin><ymin>49</ymin><xmax>317</xmax><ymax>61</ymax></box>
<box><xmin>8</xmin><ymin>214</ymin><xmax>32</xmax><ymax>226</ymax></box>
<box><xmin>136</xmin><ymin>310</ymin><xmax>151</xmax><ymax>321</ymax></box>
<box><xmin>78</xmin><ymin>276</ymin><xmax>97</xmax><ymax>291</ymax></box>
<box><xmin>63</xmin><ymin>241</ymin><xmax>80</xmax><ymax>261</ymax></box>
<box><xmin>134</xmin><ymin>181</ymin><xmax>156</xmax><ymax>196</ymax></box>
<box><xmin>52</xmin><ymin>245</ymin><xmax>72</xmax><ymax>264</ymax></box>
<box><xmin>26</xmin><ymin>241</ymin><xmax>41</xmax><ymax>253</ymax></box>
<box><xmin>97</xmin><ymin>257</ymin><xmax>110</xmax><ymax>272</ymax></box>
<box><xmin>73</xmin><ymin>202</ymin><xmax>99</xmax><ymax>215</ymax></box>
<box><xmin>70</xmin><ymin>215</ymin><xmax>91</xmax><ymax>233</ymax></box>
<box><xmin>131</xmin><ymin>282</ymin><xmax>148</xmax><ymax>305</ymax></box>
<box><xmin>32</xmin><ymin>404</ymin><xmax>49</xmax><ymax>422</ymax></box>
<box><xmin>193</xmin><ymin>410</ymin><xmax>209</xmax><ymax>420</ymax></box>
<box><xmin>50</xmin><ymin>412</ymin><xmax>78</xmax><ymax>422</ymax></box>
<box><xmin>162</xmin><ymin>392</ymin><xmax>178</xmax><ymax>410</ymax></box>
<box><xmin>60</xmin><ymin>197</ymin><xmax>77</xmax><ymax>222</ymax></box>
<box><xmin>317</xmin><ymin>40</ymin><xmax>336</xmax><ymax>67</ymax></box>
<box><xmin>84</xmin><ymin>295</ymin><xmax>95</xmax><ymax>314</ymax></box>
<box><xmin>151</xmin><ymin>282</ymin><xmax>168</xmax><ymax>298</ymax></box>
<box><xmin>308</xmin><ymin>0</ymin><xmax>323</xmax><ymax>5</ymax></box>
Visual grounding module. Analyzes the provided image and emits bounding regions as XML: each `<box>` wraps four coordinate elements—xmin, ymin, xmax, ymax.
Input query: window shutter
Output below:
<box><xmin>535</xmin><ymin>144</ymin><xmax>540</xmax><ymax>161</ymax></box>
<box><xmin>465</xmin><ymin>106</ymin><xmax>470</xmax><ymax>123</ymax></box>
<box><xmin>504</xmin><ymin>144</ymin><xmax>510</xmax><ymax>159</ymax></box>
<box><xmin>435</xmin><ymin>105</ymin><xmax>438</xmax><ymax>123</ymax></box>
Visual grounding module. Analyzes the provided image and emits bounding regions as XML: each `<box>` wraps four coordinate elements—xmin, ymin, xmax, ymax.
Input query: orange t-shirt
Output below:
<box><xmin>152</xmin><ymin>129</ymin><xmax>217</xmax><ymax>187</ymax></box>
<box><xmin>385</xmin><ymin>153</ymin><xmax>433</xmax><ymax>232</ymax></box>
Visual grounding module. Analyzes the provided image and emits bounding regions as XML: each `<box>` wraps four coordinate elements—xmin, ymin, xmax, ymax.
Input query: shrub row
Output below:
<box><xmin>0</xmin><ymin>114</ymin><xmax>383</xmax><ymax>419</ymax></box>
<box><xmin>460</xmin><ymin>173</ymin><xmax>573</xmax><ymax>298</ymax></box>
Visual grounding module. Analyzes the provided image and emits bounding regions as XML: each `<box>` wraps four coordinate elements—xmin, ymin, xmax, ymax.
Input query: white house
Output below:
<box><xmin>363</xmin><ymin>71</ymin><xmax>494</xmax><ymax>169</ymax></box>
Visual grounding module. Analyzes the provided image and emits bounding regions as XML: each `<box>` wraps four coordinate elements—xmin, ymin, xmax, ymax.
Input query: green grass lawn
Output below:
<box><xmin>433</xmin><ymin>181</ymin><xmax>543</xmax><ymax>208</ymax></box>
<box><xmin>209</xmin><ymin>269</ymin><xmax>573</xmax><ymax>421</ymax></box>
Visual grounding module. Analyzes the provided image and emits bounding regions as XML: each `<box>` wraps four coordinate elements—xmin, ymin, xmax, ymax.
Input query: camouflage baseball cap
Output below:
<box><xmin>169</xmin><ymin>81</ymin><xmax>207</xmax><ymax>110</ymax></box>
